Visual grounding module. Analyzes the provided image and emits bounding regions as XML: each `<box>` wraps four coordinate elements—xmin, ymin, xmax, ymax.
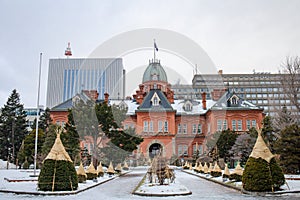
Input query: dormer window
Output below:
<box><xmin>183</xmin><ymin>101</ymin><xmax>193</xmax><ymax>111</ymax></box>
<box><xmin>232</xmin><ymin>97</ymin><xmax>237</xmax><ymax>104</ymax></box>
<box><xmin>152</xmin><ymin>74</ymin><xmax>158</xmax><ymax>81</ymax></box>
<box><xmin>151</xmin><ymin>92</ymin><xmax>161</xmax><ymax>106</ymax></box>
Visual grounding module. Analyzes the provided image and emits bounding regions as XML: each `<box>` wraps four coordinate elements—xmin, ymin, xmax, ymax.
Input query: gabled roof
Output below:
<box><xmin>51</xmin><ymin>98</ymin><xmax>73</xmax><ymax>111</ymax></box>
<box><xmin>137</xmin><ymin>89</ymin><xmax>173</xmax><ymax>111</ymax></box>
<box><xmin>51</xmin><ymin>92</ymin><xmax>93</xmax><ymax>112</ymax></box>
<box><xmin>211</xmin><ymin>90</ymin><xmax>262</xmax><ymax>111</ymax></box>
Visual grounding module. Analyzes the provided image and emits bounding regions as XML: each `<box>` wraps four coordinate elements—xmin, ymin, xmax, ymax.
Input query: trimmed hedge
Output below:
<box><xmin>77</xmin><ymin>174</ymin><xmax>87</xmax><ymax>183</ymax></box>
<box><xmin>86</xmin><ymin>172</ymin><xmax>98</xmax><ymax>180</ymax></box>
<box><xmin>211</xmin><ymin>171</ymin><xmax>222</xmax><ymax>177</ymax></box>
<box><xmin>229</xmin><ymin>173</ymin><xmax>242</xmax><ymax>182</ymax></box>
<box><xmin>242</xmin><ymin>157</ymin><xmax>285</xmax><ymax>192</ymax></box>
<box><xmin>38</xmin><ymin>159</ymin><xmax>78</xmax><ymax>191</ymax></box>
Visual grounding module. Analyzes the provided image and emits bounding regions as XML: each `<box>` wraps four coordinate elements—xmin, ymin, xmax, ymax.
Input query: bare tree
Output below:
<box><xmin>279</xmin><ymin>56</ymin><xmax>300</xmax><ymax>122</ymax></box>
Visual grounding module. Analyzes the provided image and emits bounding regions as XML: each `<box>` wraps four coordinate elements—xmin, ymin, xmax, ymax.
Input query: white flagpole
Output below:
<box><xmin>34</xmin><ymin>53</ymin><xmax>42</xmax><ymax>176</ymax></box>
<box><xmin>153</xmin><ymin>39</ymin><xmax>156</xmax><ymax>61</ymax></box>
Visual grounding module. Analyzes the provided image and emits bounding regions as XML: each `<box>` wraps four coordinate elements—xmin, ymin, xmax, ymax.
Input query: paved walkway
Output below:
<box><xmin>1</xmin><ymin>168</ymin><xmax>299</xmax><ymax>200</ymax></box>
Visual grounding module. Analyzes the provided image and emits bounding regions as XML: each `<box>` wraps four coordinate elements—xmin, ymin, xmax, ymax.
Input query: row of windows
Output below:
<box><xmin>217</xmin><ymin>119</ymin><xmax>256</xmax><ymax>131</ymax></box>
<box><xmin>178</xmin><ymin>144</ymin><xmax>203</xmax><ymax>156</ymax></box>
<box><xmin>143</xmin><ymin>121</ymin><xmax>168</xmax><ymax>132</ymax></box>
<box><xmin>177</xmin><ymin>123</ymin><xmax>202</xmax><ymax>134</ymax></box>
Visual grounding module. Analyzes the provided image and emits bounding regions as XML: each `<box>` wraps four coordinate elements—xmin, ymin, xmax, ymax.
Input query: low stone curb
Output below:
<box><xmin>0</xmin><ymin>171</ymin><xmax>131</xmax><ymax>196</ymax></box>
<box><xmin>182</xmin><ymin>170</ymin><xmax>300</xmax><ymax>196</ymax></box>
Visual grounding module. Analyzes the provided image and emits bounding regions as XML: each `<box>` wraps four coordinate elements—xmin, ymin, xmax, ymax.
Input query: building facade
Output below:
<box><xmin>121</xmin><ymin>60</ymin><xmax>265</xmax><ymax>160</ymax></box>
<box><xmin>172</xmin><ymin>70</ymin><xmax>300</xmax><ymax>117</ymax></box>
<box><xmin>46</xmin><ymin>58</ymin><xmax>125</xmax><ymax>108</ymax></box>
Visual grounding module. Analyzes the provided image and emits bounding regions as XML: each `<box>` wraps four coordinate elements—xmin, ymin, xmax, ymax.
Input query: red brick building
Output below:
<box><xmin>50</xmin><ymin>59</ymin><xmax>264</xmax><ymax>160</ymax></box>
<box><xmin>117</xmin><ymin>59</ymin><xmax>264</xmax><ymax>160</ymax></box>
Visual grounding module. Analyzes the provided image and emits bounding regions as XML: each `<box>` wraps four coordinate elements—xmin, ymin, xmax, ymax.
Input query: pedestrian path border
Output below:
<box><xmin>0</xmin><ymin>171</ymin><xmax>131</xmax><ymax>196</ymax></box>
<box><xmin>182</xmin><ymin>170</ymin><xmax>300</xmax><ymax>196</ymax></box>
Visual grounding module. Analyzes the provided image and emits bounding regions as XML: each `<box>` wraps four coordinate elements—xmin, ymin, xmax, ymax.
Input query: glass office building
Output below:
<box><xmin>46</xmin><ymin>58</ymin><xmax>124</xmax><ymax>108</ymax></box>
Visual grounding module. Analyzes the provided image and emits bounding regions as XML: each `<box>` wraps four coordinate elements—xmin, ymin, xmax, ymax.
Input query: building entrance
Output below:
<box><xmin>149</xmin><ymin>143</ymin><xmax>162</xmax><ymax>158</ymax></box>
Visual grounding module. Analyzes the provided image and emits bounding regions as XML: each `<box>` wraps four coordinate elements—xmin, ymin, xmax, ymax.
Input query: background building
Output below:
<box><xmin>172</xmin><ymin>70</ymin><xmax>300</xmax><ymax>117</ymax></box>
<box><xmin>46</xmin><ymin>58</ymin><xmax>125</xmax><ymax>108</ymax></box>
<box><xmin>24</xmin><ymin>107</ymin><xmax>44</xmax><ymax>131</ymax></box>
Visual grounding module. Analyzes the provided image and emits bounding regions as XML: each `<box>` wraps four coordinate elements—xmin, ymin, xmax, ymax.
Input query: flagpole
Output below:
<box><xmin>34</xmin><ymin>53</ymin><xmax>42</xmax><ymax>176</ymax></box>
<box><xmin>153</xmin><ymin>39</ymin><xmax>156</xmax><ymax>61</ymax></box>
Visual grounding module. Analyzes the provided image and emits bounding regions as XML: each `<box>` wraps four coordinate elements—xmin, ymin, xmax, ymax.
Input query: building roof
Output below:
<box><xmin>142</xmin><ymin>61</ymin><xmax>168</xmax><ymax>83</ymax></box>
<box><xmin>51</xmin><ymin>91</ymin><xmax>92</xmax><ymax>112</ymax></box>
<box><xmin>211</xmin><ymin>90</ymin><xmax>262</xmax><ymax>111</ymax></box>
<box><xmin>138</xmin><ymin>89</ymin><xmax>173</xmax><ymax>111</ymax></box>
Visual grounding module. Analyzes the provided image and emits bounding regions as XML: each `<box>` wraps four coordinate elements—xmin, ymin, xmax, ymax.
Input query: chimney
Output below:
<box><xmin>201</xmin><ymin>92</ymin><xmax>207</xmax><ymax>110</ymax></box>
<box><xmin>218</xmin><ymin>69</ymin><xmax>223</xmax><ymax>75</ymax></box>
<box><xmin>104</xmin><ymin>93</ymin><xmax>109</xmax><ymax>104</ymax></box>
<box><xmin>139</xmin><ymin>84</ymin><xmax>144</xmax><ymax>93</ymax></box>
<box><xmin>211</xmin><ymin>88</ymin><xmax>226</xmax><ymax>101</ymax></box>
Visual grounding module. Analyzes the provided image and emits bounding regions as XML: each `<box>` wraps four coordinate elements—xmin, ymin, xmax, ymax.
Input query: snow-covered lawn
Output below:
<box><xmin>183</xmin><ymin>168</ymin><xmax>300</xmax><ymax>193</ymax></box>
<box><xmin>0</xmin><ymin>168</ymin><xmax>128</xmax><ymax>195</ymax></box>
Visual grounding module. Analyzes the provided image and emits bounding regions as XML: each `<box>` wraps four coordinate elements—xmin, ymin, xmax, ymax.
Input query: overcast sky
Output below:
<box><xmin>1</xmin><ymin>0</ymin><xmax>300</xmax><ymax>108</ymax></box>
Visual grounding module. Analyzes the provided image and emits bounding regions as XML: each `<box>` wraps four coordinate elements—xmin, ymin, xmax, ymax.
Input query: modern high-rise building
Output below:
<box><xmin>46</xmin><ymin>58</ymin><xmax>125</xmax><ymax>108</ymax></box>
<box><xmin>190</xmin><ymin>71</ymin><xmax>300</xmax><ymax>116</ymax></box>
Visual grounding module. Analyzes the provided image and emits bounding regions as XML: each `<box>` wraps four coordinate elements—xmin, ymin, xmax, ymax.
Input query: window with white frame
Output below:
<box><xmin>223</xmin><ymin>120</ymin><xmax>228</xmax><ymax>130</ymax></box>
<box><xmin>252</xmin><ymin>120</ymin><xmax>256</xmax><ymax>128</ymax></box>
<box><xmin>164</xmin><ymin>121</ymin><xmax>168</xmax><ymax>132</ymax></box>
<box><xmin>183</xmin><ymin>124</ymin><xmax>187</xmax><ymax>134</ymax></box>
<box><xmin>232</xmin><ymin>120</ymin><xmax>236</xmax><ymax>131</ymax></box>
<box><xmin>158</xmin><ymin>121</ymin><xmax>163</xmax><ymax>132</ymax></box>
<box><xmin>192</xmin><ymin>124</ymin><xmax>197</xmax><ymax>134</ymax></box>
<box><xmin>217</xmin><ymin>119</ymin><xmax>222</xmax><ymax>131</ymax></box>
<box><xmin>246</xmin><ymin>120</ymin><xmax>251</xmax><ymax>130</ymax></box>
<box><xmin>143</xmin><ymin>121</ymin><xmax>148</xmax><ymax>132</ymax></box>
<box><xmin>193</xmin><ymin>144</ymin><xmax>203</xmax><ymax>155</ymax></box>
<box><xmin>238</xmin><ymin>120</ymin><xmax>242</xmax><ymax>131</ymax></box>
<box><xmin>197</xmin><ymin>124</ymin><xmax>202</xmax><ymax>134</ymax></box>
<box><xmin>183</xmin><ymin>145</ymin><xmax>188</xmax><ymax>156</ymax></box>
<box><xmin>149</xmin><ymin>121</ymin><xmax>153</xmax><ymax>132</ymax></box>
<box><xmin>178</xmin><ymin>145</ymin><xmax>183</xmax><ymax>155</ymax></box>
<box><xmin>177</xmin><ymin>124</ymin><xmax>181</xmax><ymax>134</ymax></box>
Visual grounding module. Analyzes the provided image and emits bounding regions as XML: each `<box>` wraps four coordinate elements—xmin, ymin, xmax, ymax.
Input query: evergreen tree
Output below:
<box><xmin>216</xmin><ymin>129</ymin><xmax>238</xmax><ymax>163</ymax></box>
<box><xmin>17</xmin><ymin>128</ymin><xmax>45</xmax><ymax>166</ymax></box>
<box><xmin>274</xmin><ymin>124</ymin><xmax>300</xmax><ymax>174</ymax></box>
<box><xmin>0</xmin><ymin>89</ymin><xmax>28</xmax><ymax>162</ymax></box>
<box><xmin>31</xmin><ymin>107</ymin><xmax>52</xmax><ymax>132</ymax></box>
<box><xmin>261</xmin><ymin>116</ymin><xmax>276</xmax><ymax>153</ymax></box>
<box><xmin>61</xmin><ymin>109</ymin><xmax>81</xmax><ymax>164</ymax></box>
<box><xmin>41</xmin><ymin>124</ymin><xmax>57</xmax><ymax>157</ymax></box>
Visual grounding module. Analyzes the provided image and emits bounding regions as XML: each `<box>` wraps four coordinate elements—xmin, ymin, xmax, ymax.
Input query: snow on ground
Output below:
<box><xmin>183</xmin><ymin>168</ymin><xmax>300</xmax><ymax>193</ymax></box>
<box><xmin>0</xmin><ymin>168</ymin><xmax>124</xmax><ymax>194</ymax></box>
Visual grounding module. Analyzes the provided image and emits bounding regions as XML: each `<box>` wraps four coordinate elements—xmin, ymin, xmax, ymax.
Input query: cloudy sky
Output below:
<box><xmin>1</xmin><ymin>0</ymin><xmax>300</xmax><ymax>108</ymax></box>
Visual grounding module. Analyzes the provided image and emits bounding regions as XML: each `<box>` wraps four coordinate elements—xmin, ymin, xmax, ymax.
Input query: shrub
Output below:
<box><xmin>86</xmin><ymin>172</ymin><xmax>98</xmax><ymax>180</ymax></box>
<box><xmin>23</xmin><ymin>160</ymin><xmax>29</xmax><ymax>169</ymax></box>
<box><xmin>242</xmin><ymin>157</ymin><xmax>285</xmax><ymax>192</ymax></box>
<box><xmin>211</xmin><ymin>171</ymin><xmax>222</xmax><ymax>177</ymax></box>
<box><xmin>77</xmin><ymin>174</ymin><xmax>86</xmax><ymax>183</ymax></box>
<box><xmin>38</xmin><ymin>159</ymin><xmax>78</xmax><ymax>191</ymax></box>
<box><xmin>229</xmin><ymin>173</ymin><xmax>242</xmax><ymax>182</ymax></box>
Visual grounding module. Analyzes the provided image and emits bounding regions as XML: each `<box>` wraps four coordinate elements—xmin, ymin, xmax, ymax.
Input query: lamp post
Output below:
<box><xmin>33</xmin><ymin>53</ymin><xmax>42</xmax><ymax>176</ymax></box>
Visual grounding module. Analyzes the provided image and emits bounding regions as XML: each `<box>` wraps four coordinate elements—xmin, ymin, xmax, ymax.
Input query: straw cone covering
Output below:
<box><xmin>45</xmin><ymin>133</ymin><xmax>72</xmax><ymax>162</ymax></box>
<box><xmin>208</xmin><ymin>163</ymin><xmax>213</xmax><ymax>173</ymax></box>
<box><xmin>233</xmin><ymin>162</ymin><xmax>243</xmax><ymax>176</ymax></box>
<box><xmin>213</xmin><ymin>162</ymin><xmax>222</xmax><ymax>173</ymax></box>
<box><xmin>116</xmin><ymin>163</ymin><xmax>122</xmax><ymax>171</ymax></box>
<box><xmin>223</xmin><ymin>163</ymin><xmax>230</xmax><ymax>176</ymax></box>
<box><xmin>107</xmin><ymin>162</ymin><xmax>115</xmax><ymax>174</ymax></box>
<box><xmin>86</xmin><ymin>162</ymin><xmax>97</xmax><ymax>174</ymax></box>
<box><xmin>77</xmin><ymin>162</ymin><xmax>87</xmax><ymax>177</ymax></box>
<box><xmin>97</xmin><ymin>162</ymin><xmax>104</xmax><ymax>173</ymax></box>
<box><xmin>123</xmin><ymin>161</ymin><xmax>129</xmax><ymax>168</ymax></box>
<box><xmin>203</xmin><ymin>162</ymin><xmax>208</xmax><ymax>173</ymax></box>
<box><xmin>249</xmin><ymin>129</ymin><xmax>275</xmax><ymax>163</ymax></box>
